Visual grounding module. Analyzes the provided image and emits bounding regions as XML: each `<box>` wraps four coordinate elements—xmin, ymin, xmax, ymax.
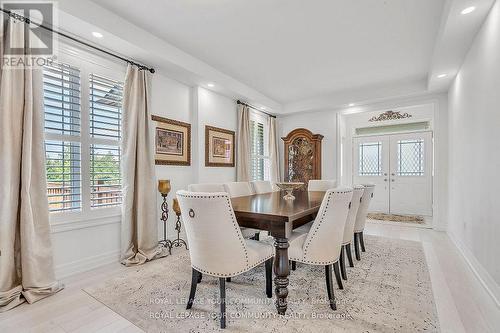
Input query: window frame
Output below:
<box><xmin>47</xmin><ymin>45</ymin><xmax>126</xmax><ymax>226</ymax></box>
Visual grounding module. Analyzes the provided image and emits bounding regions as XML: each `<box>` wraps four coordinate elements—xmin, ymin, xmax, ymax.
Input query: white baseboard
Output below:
<box><xmin>55</xmin><ymin>249</ymin><xmax>120</xmax><ymax>279</ymax></box>
<box><xmin>448</xmin><ymin>231</ymin><xmax>500</xmax><ymax>308</ymax></box>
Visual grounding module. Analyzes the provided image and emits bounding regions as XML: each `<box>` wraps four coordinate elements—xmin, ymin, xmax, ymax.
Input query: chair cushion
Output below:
<box><xmin>288</xmin><ymin>231</ymin><xmax>308</xmax><ymax>263</ymax></box>
<box><xmin>241</xmin><ymin>227</ymin><xmax>259</xmax><ymax>239</ymax></box>
<box><xmin>294</xmin><ymin>222</ymin><xmax>312</xmax><ymax>234</ymax></box>
<box><xmin>245</xmin><ymin>239</ymin><xmax>274</xmax><ymax>270</ymax></box>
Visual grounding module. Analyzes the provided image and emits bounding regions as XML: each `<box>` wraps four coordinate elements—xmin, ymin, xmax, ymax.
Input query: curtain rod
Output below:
<box><xmin>237</xmin><ymin>100</ymin><xmax>276</xmax><ymax>118</ymax></box>
<box><xmin>0</xmin><ymin>8</ymin><xmax>155</xmax><ymax>73</ymax></box>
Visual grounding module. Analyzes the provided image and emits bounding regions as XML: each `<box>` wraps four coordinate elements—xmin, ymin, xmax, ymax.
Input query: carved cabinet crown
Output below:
<box><xmin>282</xmin><ymin>128</ymin><xmax>324</xmax><ymax>183</ymax></box>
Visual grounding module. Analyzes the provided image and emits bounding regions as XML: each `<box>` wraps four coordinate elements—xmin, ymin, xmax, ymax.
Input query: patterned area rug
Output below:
<box><xmin>367</xmin><ymin>213</ymin><xmax>425</xmax><ymax>224</ymax></box>
<box><xmin>84</xmin><ymin>236</ymin><xmax>439</xmax><ymax>332</ymax></box>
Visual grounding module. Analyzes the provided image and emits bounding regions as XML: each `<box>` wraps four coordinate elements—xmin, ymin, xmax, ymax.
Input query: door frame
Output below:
<box><xmin>352</xmin><ymin>130</ymin><xmax>434</xmax><ymax>216</ymax></box>
<box><xmin>336</xmin><ymin>98</ymin><xmax>447</xmax><ymax>230</ymax></box>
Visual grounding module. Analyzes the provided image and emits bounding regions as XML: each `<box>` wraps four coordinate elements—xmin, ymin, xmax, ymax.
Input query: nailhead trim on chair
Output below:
<box><xmin>178</xmin><ymin>192</ymin><xmax>276</xmax><ymax>277</ymax></box>
<box><xmin>192</xmin><ymin>253</ymin><xmax>273</xmax><ymax>278</ymax></box>
<box><xmin>300</xmin><ymin>189</ymin><xmax>352</xmax><ymax>264</ymax></box>
<box><xmin>288</xmin><ymin>255</ymin><xmax>340</xmax><ymax>266</ymax></box>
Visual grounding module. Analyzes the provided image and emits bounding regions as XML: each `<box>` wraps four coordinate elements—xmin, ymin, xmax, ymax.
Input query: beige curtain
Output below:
<box><xmin>121</xmin><ymin>65</ymin><xmax>167</xmax><ymax>266</ymax></box>
<box><xmin>268</xmin><ymin>117</ymin><xmax>281</xmax><ymax>182</ymax></box>
<box><xmin>0</xmin><ymin>17</ymin><xmax>63</xmax><ymax>312</ymax></box>
<box><xmin>237</xmin><ymin>104</ymin><xmax>251</xmax><ymax>181</ymax></box>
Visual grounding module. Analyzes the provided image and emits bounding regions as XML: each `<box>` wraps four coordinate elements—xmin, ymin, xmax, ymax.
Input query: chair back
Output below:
<box><xmin>342</xmin><ymin>185</ymin><xmax>365</xmax><ymax>244</ymax></box>
<box><xmin>354</xmin><ymin>184</ymin><xmax>375</xmax><ymax>233</ymax></box>
<box><xmin>308</xmin><ymin>179</ymin><xmax>337</xmax><ymax>191</ymax></box>
<box><xmin>188</xmin><ymin>183</ymin><xmax>225</xmax><ymax>192</ymax></box>
<box><xmin>176</xmin><ymin>191</ymin><xmax>249</xmax><ymax>276</ymax></box>
<box><xmin>302</xmin><ymin>187</ymin><xmax>353</xmax><ymax>264</ymax></box>
<box><xmin>251</xmin><ymin>181</ymin><xmax>274</xmax><ymax>194</ymax></box>
<box><xmin>224</xmin><ymin>182</ymin><xmax>253</xmax><ymax>198</ymax></box>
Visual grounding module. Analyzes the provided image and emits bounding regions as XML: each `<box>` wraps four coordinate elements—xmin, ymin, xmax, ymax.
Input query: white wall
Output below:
<box><xmin>196</xmin><ymin>87</ymin><xmax>238</xmax><ymax>183</ymax></box>
<box><xmin>447</xmin><ymin>0</ymin><xmax>500</xmax><ymax>305</ymax></box>
<box><xmin>277</xmin><ymin>110</ymin><xmax>338</xmax><ymax>180</ymax></box>
<box><xmin>52</xmin><ymin>72</ymin><xmax>238</xmax><ymax>278</ymax></box>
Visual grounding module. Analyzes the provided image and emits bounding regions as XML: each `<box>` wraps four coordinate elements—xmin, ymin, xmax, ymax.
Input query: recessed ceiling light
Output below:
<box><xmin>348</xmin><ymin>103</ymin><xmax>355</xmax><ymax>107</ymax></box>
<box><xmin>461</xmin><ymin>6</ymin><xmax>476</xmax><ymax>15</ymax></box>
<box><xmin>207</xmin><ymin>82</ymin><xmax>215</xmax><ymax>87</ymax></box>
<box><xmin>92</xmin><ymin>31</ymin><xmax>103</xmax><ymax>38</ymax></box>
<box><xmin>437</xmin><ymin>74</ymin><xmax>447</xmax><ymax>78</ymax></box>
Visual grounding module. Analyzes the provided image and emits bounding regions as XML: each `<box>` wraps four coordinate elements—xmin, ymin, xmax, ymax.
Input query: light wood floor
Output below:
<box><xmin>1</xmin><ymin>223</ymin><xmax>499</xmax><ymax>333</ymax></box>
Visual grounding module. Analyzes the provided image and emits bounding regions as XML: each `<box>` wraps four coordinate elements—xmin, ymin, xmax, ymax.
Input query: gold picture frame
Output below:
<box><xmin>205</xmin><ymin>125</ymin><xmax>235</xmax><ymax>167</ymax></box>
<box><xmin>152</xmin><ymin>115</ymin><xmax>191</xmax><ymax>166</ymax></box>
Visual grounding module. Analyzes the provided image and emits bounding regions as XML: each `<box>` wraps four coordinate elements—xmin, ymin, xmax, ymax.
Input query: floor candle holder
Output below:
<box><xmin>171</xmin><ymin>198</ymin><xmax>188</xmax><ymax>250</ymax></box>
<box><xmin>158</xmin><ymin>180</ymin><xmax>172</xmax><ymax>254</ymax></box>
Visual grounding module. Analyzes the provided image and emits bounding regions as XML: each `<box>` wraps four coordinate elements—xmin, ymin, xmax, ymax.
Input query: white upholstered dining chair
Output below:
<box><xmin>188</xmin><ymin>183</ymin><xmax>225</xmax><ymax>192</ymax></box>
<box><xmin>176</xmin><ymin>191</ymin><xmax>274</xmax><ymax>329</ymax></box>
<box><xmin>353</xmin><ymin>184</ymin><xmax>375</xmax><ymax>261</ymax></box>
<box><xmin>189</xmin><ymin>182</ymin><xmax>257</xmax><ymax>239</ymax></box>
<box><xmin>251</xmin><ymin>180</ymin><xmax>275</xmax><ymax>194</ymax></box>
<box><xmin>339</xmin><ymin>185</ymin><xmax>364</xmax><ymax>282</ymax></box>
<box><xmin>223</xmin><ymin>181</ymin><xmax>254</xmax><ymax>197</ymax></box>
<box><xmin>308</xmin><ymin>179</ymin><xmax>337</xmax><ymax>191</ymax></box>
<box><xmin>223</xmin><ymin>182</ymin><xmax>260</xmax><ymax>239</ymax></box>
<box><xmin>288</xmin><ymin>187</ymin><xmax>353</xmax><ymax>310</ymax></box>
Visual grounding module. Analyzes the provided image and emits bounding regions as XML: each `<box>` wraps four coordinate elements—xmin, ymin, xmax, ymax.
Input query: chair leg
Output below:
<box><xmin>254</xmin><ymin>232</ymin><xmax>260</xmax><ymax>241</ymax></box>
<box><xmin>345</xmin><ymin>243</ymin><xmax>354</xmax><ymax>268</ymax></box>
<box><xmin>219</xmin><ymin>278</ymin><xmax>226</xmax><ymax>329</ymax></box>
<box><xmin>339</xmin><ymin>246</ymin><xmax>347</xmax><ymax>280</ymax></box>
<box><xmin>186</xmin><ymin>268</ymin><xmax>199</xmax><ymax>309</ymax></box>
<box><xmin>265</xmin><ymin>258</ymin><xmax>272</xmax><ymax>298</ymax></box>
<box><xmin>332</xmin><ymin>261</ymin><xmax>343</xmax><ymax>290</ymax></box>
<box><xmin>197</xmin><ymin>272</ymin><xmax>203</xmax><ymax>283</ymax></box>
<box><xmin>360</xmin><ymin>231</ymin><xmax>366</xmax><ymax>252</ymax></box>
<box><xmin>354</xmin><ymin>233</ymin><xmax>361</xmax><ymax>261</ymax></box>
<box><xmin>226</xmin><ymin>277</ymin><xmax>231</xmax><ymax>282</ymax></box>
<box><xmin>291</xmin><ymin>261</ymin><xmax>296</xmax><ymax>271</ymax></box>
<box><xmin>324</xmin><ymin>265</ymin><xmax>337</xmax><ymax>310</ymax></box>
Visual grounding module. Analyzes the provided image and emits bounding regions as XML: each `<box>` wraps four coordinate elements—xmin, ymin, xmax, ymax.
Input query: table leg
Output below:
<box><xmin>274</xmin><ymin>237</ymin><xmax>290</xmax><ymax>315</ymax></box>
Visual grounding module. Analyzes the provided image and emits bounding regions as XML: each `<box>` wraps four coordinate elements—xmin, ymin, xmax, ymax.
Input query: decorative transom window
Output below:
<box><xmin>358</xmin><ymin>142</ymin><xmax>382</xmax><ymax>176</ymax></box>
<box><xmin>397</xmin><ymin>139</ymin><xmax>424</xmax><ymax>176</ymax></box>
<box><xmin>43</xmin><ymin>60</ymin><xmax>124</xmax><ymax>214</ymax></box>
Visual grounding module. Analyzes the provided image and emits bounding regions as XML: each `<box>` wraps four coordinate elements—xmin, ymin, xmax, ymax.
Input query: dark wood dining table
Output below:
<box><xmin>230</xmin><ymin>189</ymin><xmax>326</xmax><ymax>315</ymax></box>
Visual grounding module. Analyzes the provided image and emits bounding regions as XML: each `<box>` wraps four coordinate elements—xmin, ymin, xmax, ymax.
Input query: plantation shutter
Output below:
<box><xmin>43</xmin><ymin>63</ymin><xmax>82</xmax><ymax>212</ymax></box>
<box><xmin>89</xmin><ymin>74</ymin><xmax>124</xmax><ymax>208</ymax></box>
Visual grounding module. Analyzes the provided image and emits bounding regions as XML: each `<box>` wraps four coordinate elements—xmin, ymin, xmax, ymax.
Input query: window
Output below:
<box><xmin>43</xmin><ymin>56</ymin><xmax>124</xmax><ymax>217</ymax></box>
<box><xmin>249</xmin><ymin>113</ymin><xmax>270</xmax><ymax>181</ymax></box>
<box><xmin>44</xmin><ymin>63</ymin><xmax>82</xmax><ymax>212</ymax></box>
<box><xmin>358</xmin><ymin>142</ymin><xmax>382</xmax><ymax>176</ymax></box>
<box><xmin>397</xmin><ymin>139</ymin><xmax>424</xmax><ymax>176</ymax></box>
<box><xmin>89</xmin><ymin>74</ymin><xmax>123</xmax><ymax>208</ymax></box>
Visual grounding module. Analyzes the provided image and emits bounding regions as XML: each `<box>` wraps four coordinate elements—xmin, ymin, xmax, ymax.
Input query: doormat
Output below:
<box><xmin>367</xmin><ymin>213</ymin><xmax>425</xmax><ymax>224</ymax></box>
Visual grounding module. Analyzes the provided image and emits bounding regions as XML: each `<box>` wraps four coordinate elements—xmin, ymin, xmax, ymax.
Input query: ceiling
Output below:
<box><xmin>92</xmin><ymin>0</ymin><xmax>445</xmax><ymax>104</ymax></box>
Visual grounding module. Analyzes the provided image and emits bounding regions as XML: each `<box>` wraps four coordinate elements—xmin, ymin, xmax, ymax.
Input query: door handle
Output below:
<box><xmin>391</xmin><ymin>173</ymin><xmax>395</xmax><ymax>176</ymax></box>
<box><xmin>384</xmin><ymin>173</ymin><xmax>388</xmax><ymax>176</ymax></box>
<box><xmin>391</xmin><ymin>179</ymin><xmax>395</xmax><ymax>182</ymax></box>
<box><xmin>384</xmin><ymin>178</ymin><xmax>388</xmax><ymax>182</ymax></box>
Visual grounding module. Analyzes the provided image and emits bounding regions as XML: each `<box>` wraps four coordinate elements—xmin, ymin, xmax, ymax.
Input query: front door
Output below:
<box><xmin>353</xmin><ymin>131</ymin><xmax>433</xmax><ymax>216</ymax></box>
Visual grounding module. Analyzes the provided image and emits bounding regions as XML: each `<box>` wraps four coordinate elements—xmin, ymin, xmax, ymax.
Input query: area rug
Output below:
<box><xmin>367</xmin><ymin>213</ymin><xmax>425</xmax><ymax>224</ymax></box>
<box><xmin>84</xmin><ymin>236</ymin><xmax>439</xmax><ymax>332</ymax></box>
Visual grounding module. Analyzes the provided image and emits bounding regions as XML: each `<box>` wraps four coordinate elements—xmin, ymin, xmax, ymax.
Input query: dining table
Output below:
<box><xmin>230</xmin><ymin>189</ymin><xmax>326</xmax><ymax>315</ymax></box>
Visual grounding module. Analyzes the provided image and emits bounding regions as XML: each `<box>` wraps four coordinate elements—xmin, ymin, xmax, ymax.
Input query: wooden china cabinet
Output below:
<box><xmin>282</xmin><ymin>128</ymin><xmax>324</xmax><ymax>184</ymax></box>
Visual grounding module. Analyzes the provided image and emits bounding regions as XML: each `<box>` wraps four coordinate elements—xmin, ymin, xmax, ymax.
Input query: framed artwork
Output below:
<box><xmin>152</xmin><ymin>115</ymin><xmax>191</xmax><ymax>165</ymax></box>
<box><xmin>205</xmin><ymin>125</ymin><xmax>235</xmax><ymax>167</ymax></box>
